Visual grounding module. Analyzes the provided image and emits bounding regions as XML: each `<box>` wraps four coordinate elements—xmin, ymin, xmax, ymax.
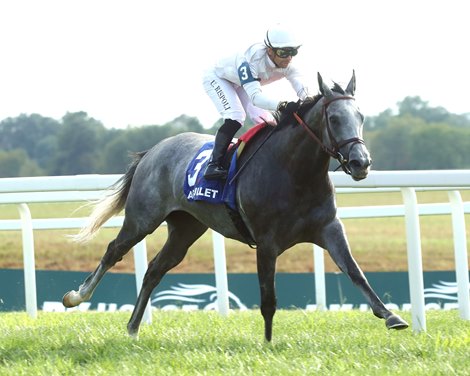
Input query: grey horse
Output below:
<box><xmin>63</xmin><ymin>71</ymin><xmax>409</xmax><ymax>341</ymax></box>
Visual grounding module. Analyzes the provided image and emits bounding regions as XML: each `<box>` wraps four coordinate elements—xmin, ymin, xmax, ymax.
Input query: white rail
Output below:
<box><xmin>1</xmin><ymin>171</ymin><xmax>469</xmax><ymax>333</ymax></box>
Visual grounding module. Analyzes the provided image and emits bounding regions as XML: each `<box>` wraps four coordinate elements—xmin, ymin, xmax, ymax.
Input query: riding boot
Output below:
<box><xmin>204</xmin><ymin>119</ymin><xmax>241</xmax><ymax>180</ymax></box>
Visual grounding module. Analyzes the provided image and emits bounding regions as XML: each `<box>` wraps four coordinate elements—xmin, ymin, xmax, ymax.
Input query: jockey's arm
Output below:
<box><xmin>243</xmin><ymin>80</ymin><xmax>279</xmax><ymax>111</ymax></box>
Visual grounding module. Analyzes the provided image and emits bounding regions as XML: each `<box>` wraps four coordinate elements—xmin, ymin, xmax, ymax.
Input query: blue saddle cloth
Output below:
<box><xmin>184</xmin><ymin>141</ymin><xmax>237</xmax><ymax>210</ymax></box>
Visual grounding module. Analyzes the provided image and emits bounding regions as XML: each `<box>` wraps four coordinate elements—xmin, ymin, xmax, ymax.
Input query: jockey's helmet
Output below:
<box><xmin>264</xmin><ymin>24</ymin><xmax>301</xmax><ymax>49</ymax></box>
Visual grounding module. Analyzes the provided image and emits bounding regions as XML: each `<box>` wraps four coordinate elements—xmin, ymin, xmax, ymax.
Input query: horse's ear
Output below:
<box><xmin>317</xmin><ymin>72</ymin><xmax>334</xmax><ymax>98</ymax></box>
<box><xmin>345</xmin><ymin>69</ymin><xmax>356</xmax><ymax>96</ymax></box>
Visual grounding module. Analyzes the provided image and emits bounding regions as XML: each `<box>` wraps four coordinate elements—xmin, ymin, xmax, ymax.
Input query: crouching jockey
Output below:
<box><xmin>202</xmin><ymin>23</ymin><xmax>311</xmax><ymax>180</ymax></box>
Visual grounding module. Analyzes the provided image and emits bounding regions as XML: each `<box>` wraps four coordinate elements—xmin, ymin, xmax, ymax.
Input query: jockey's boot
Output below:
<box><xmin>204</xmin><ymin>119</ymin><xmax>241</xmax><ymax>180</ymax></box>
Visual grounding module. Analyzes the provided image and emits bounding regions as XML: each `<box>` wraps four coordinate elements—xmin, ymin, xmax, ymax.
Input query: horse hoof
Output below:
<box><xmin>62</xmin><ymin>290</ymin><xmax>81</xmax><ymax>308</ymax></box>
<box><xmin>128</xmin><ymin>331</ymin><xmax>139</xmax><ymax>340</ymax></box>
<box><xmin>127</xmin><ymin>323</ymin><xmax>140</xmax><ymax>339</ymax></box>
<box><xmin>386</xmin><ymin>314</ymin><xmax>409</xmax><ymax>330</ymax></box>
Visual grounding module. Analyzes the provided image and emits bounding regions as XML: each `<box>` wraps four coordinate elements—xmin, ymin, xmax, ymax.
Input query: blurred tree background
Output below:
<box><xmin>1</xmin><ymin>96</ymin><xmax>469</xmax><ymax>177</ymax></box>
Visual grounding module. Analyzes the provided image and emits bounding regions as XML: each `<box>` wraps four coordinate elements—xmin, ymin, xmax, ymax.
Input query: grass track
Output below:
<box><xmin>1</xmin><ymin>310</ymin><xmax>469</xmax><ymax>375</ymax></box>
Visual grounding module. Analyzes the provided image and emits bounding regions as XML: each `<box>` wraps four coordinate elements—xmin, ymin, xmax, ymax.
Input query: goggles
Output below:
<box><xmin>273</xmin><ymin>47</ymin><xmax>299</xmax><ymax>58</ymax></box>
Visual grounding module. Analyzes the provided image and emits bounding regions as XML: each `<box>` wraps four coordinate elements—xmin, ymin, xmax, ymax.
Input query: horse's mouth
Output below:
<box><xmin>352</xmin><ymin>172</ymin><xmax>368</xmax><ymax>181</ymax></box>
<box><xmin>345</xmin><ymin>145</ymin><xmax>371</xmax><ymax>181</ymax></box>
<box><xmin>348</xmin><ymin>162</ymin><xmax>370</xmax><ymax>181</ymax></box>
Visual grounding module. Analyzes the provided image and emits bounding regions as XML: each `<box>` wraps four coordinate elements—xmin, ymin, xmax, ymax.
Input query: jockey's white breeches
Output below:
<box><xmin>202</xmin><ymin>70</ymin><xmax>274</xmax><ymax>126</ymax></box>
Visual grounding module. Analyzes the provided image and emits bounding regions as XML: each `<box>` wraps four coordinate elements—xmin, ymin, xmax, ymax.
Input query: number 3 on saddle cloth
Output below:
<box><xmin>184</xmin><ymin>122</ymin><xmax>268</xmax><ymax>211</ymax></box>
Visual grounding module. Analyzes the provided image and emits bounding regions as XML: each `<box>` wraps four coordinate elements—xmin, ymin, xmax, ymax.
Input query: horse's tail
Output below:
<box><xmin>71</xmin><ymin>151</ymin><xmax>147</xmax><ymax>244</ymax></box>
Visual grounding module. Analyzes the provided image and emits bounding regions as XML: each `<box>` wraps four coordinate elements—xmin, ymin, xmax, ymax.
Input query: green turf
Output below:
<box><xmin>0</xmin><ymin>310</ymin><xmax>469</xmax><ymax>375</ymax></box>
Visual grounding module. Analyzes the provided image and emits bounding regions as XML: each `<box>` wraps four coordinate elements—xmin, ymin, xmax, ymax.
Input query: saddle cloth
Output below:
<box><xmin>183</xmin><ymin>122</ymin><xmax>268</xmax><ymax>210</ymax></box>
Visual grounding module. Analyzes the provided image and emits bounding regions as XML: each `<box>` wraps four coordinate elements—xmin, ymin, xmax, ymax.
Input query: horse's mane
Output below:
<box><xmin>273</xmin><ymin>82</ymin><xmax>346</xmax><ymax>127</ymax></box>
<box><xmin>273</xmin><ymin>93</ymin><xmax>322</xmax><ymax>126</ymax></box>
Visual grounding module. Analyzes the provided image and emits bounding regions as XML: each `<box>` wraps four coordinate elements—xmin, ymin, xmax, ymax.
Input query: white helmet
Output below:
<box><xmin>264</xmin><ymin>24</ymin><xmax>301</xmax><ymax>49</ymax></box>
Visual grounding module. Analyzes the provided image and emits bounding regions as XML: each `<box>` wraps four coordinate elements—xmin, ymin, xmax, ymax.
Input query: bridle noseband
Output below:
<box><xmin>293</xmin><ymin>96</ymin><xmax>365</xmax><ymax>175</ymax></box>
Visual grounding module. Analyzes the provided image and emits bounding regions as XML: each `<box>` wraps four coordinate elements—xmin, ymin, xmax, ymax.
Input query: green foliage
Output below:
<box><xmin>365</xmin><ymin>96</ymin><xmax>470</xmax><ymax>170</ymax></box>
<box><xmin>52</xmin><ymin>112</ymin><xmax>106</xmax><ymax>175</ymax></box>
<box><xmin>366</xmin><ymin>96</ymin><xmax>470</xmax><ymax>130</ymax></box>
<box><xmin>0</xmin><ymin>149</ymin><xmax>45</xmax><ymax>177</ymax></box>
<box><xmin>0</xmin><ymin>114</ymin><xmax>60</xmax><ymax>175</ymax></box>
<box><xmin>0</xmin><ymin>311</ymin><xmax>469</xmax><ymax>375</ymax></box>
<box><xmin>0</xmin><ymin>113</ymin><xmax>209</xmax><ymax>177</ymax></box>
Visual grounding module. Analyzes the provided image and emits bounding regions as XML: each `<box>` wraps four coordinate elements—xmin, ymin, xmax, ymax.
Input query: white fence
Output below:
<box><xmin>1</xmin><ymin>171</ymin><xmax>470</xmax><ymax>333</ymax></box>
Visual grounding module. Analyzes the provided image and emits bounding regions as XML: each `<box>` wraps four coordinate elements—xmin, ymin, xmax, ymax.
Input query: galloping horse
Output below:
<box><xmin>63</xmin><ymin>71</ymin><xmax>409</xmax><ymax>341</ymax></box>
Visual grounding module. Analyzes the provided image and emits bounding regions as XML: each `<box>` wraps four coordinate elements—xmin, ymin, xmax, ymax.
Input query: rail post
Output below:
<box><xmin>212</xmin><ymin>231</ymin><xmax>229</xmax><ymax>316</ymax></box>
<box><xmin>448</xmin><ymin>190</ymin><xmax>470</xmax><ymax>319</ymax></box>
<box><xmin>313</xmin><ymin>245</ymin><xmax>327</xmax><ymax>311</ymax></box>
<box><xmin>17</xmin><ymin>203</ymin><xmax>37</xmax><ymax>318</ymax></box>
<box><xmin>401</xmin><ymin>188</ymin><xmax>426</xmax><ymax>332</ymax></box>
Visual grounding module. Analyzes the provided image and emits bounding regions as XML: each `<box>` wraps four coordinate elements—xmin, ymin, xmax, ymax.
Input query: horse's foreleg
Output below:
<box><xmin>256</xmin><ymin>248</ymin><xmax>278</xmax><ymax>342</ymax></box>
<box><xmin>320</xmin><ymin>219</ymin><xmax>409</xmax><ymax>330</ymax></box>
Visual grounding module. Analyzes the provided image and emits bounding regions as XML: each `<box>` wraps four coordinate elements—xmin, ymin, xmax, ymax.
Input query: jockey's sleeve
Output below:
<box><xmin>238</xmin><ymin>61</ymin><xmax>309</xmax><ymax>111</ymax></box>
<box><xmin>242</xmin><ymin>80</ymin><xmax>279</xmax><ymax>111</ymax></box>
<box><xmin>237</xmin><ymin>61</ymin><xmax>278</xmax><ymax>111</ymax></box>
<box><xmin>286</xmin><ymin>66</ymin><xmax>310</xmax><ymax>100</ymax></box>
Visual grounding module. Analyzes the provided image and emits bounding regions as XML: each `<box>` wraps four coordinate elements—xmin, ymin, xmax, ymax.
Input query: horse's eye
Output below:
<box><xmin>329</xmin><ymin>115</ymin><xmax>340</xmax><ymax>126</ymax></box>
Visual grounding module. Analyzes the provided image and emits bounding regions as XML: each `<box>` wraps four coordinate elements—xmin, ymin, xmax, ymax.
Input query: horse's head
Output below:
<box><xmin>315</xmin><ymin>71</ymin><xmax>372</xmax><ymax>181</ymax></box>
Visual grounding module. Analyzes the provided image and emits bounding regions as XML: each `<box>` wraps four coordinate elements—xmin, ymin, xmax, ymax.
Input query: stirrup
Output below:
<box><xmin>203</xmin><ymin>163</ymin><xmax>228</xmax><ymax>180</ymax></box>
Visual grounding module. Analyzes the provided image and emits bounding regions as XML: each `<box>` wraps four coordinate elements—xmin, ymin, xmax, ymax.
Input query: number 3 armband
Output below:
<box><xmin>238</xmin><ymin>62</ymin><xmax>257</xmax><ymax>85</ymax></box>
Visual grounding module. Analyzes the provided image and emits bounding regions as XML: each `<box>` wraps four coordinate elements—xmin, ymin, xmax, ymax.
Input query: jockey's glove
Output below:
<box><xmin>277</xmin><ymin>100</ymin><xmax>300</xmax><ymax>115</ymax></box>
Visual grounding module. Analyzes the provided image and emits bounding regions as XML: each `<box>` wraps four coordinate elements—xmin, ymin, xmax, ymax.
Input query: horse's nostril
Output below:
<box><xmin>349</xmin><ymin>158</ymin><xmax>371</xmax><ymax>170</ymax></box>
<box><xmin>349</xmin><ymin>160</ymin><xmax>361</xmax><ymax>169</ymax></box>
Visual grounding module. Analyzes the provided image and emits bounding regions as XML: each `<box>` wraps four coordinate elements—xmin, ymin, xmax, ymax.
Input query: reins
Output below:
<box><xmin>293</xmin><ymin>96</ymin><xmax>365</xmax><ymax>175</ymax></box>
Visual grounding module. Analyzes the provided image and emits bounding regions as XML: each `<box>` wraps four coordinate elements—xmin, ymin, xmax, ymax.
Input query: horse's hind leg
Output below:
<box><xmin>127</xmin><ymin>211</ymin><xmax>208</xmax><ymax>337</ymax></box>
<box><xmin>320</xmin><ymin>219</ymin><xmax>409</xmax><ymax>330</ymax></box>
<box><xmin>63</xmin><ymin>216</ymin><xmax>156</xmax><ymax>308</ymax></box>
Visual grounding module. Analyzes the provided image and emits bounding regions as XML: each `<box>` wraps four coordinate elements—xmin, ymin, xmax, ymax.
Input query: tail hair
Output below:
<box><xmin>69</xmin><ymin>151</ymin><xmax>146</xmax><ymax>243</ymax></box>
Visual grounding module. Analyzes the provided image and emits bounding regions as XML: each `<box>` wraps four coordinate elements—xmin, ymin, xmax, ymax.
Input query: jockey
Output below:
<box><xmin>202</xmin><ymin>24</ymin><xmax>310</xmax><ymax>180</ymax></box>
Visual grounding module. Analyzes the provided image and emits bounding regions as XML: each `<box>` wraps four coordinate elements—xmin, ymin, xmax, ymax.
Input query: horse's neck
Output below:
<box><xmin>273</xmin><ymin>121</ymin><xmax>330</xmax><ymax>181</ymax></box>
